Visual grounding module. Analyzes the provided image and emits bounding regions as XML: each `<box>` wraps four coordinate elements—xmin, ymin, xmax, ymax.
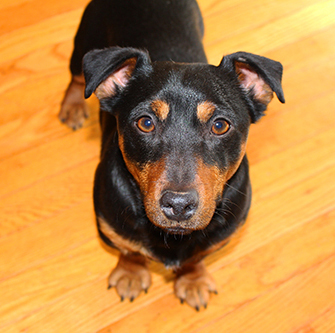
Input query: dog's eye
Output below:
<box><xmin>136</xmin><ymin>116</ymin><xmax>155</xmax><ymax>133</ymax></box>
<box><xmin>211</xmin><ymin>119</ymin><xmax>230</xmax><ymax>135</ymax></box>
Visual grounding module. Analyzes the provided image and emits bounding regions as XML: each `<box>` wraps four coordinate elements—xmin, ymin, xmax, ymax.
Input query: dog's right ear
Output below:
<box><xmin>220</xmin><ymin>52</ymin><xmax>285</xmax><ymax>122</ymax></box>
<box><xmin>83</xmin><ymin>47</ymin><xmax>152</xmax><ymax>100</ymax></box>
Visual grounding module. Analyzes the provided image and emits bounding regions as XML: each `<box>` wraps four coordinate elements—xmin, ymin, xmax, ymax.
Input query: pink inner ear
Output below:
<box><xmin>94</xmin><ymin>58</ymin><xmax>137</xmax><ymax>99</ymax></box>
<box><xmin>236</xmin><ymin>62</ymin><xmax>273</xmax><ymax>105</ymax></box>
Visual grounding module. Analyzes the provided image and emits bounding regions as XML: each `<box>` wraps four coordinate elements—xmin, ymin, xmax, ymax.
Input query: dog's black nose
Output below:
<box><xmin>160</xmin><ymin>190</ymin><xmax>198</xmax><ymax>221</ymax></box>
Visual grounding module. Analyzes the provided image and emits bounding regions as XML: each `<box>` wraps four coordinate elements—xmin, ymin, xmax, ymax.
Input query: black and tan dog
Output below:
<box><xmin>60</xmin><ymin>0</ymin><xmax>285</xmax><ymax>310</ymax></box>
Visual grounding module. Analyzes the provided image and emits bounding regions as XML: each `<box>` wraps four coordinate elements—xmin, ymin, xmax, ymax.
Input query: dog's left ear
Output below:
<box><xmin>220</xmin><ymin>52</ymin><xmax>285</xmax><ymax>122</ymax></box>
<box><xmin>83</xmin><ymin>47</ymin><xmax>152</xmax><ymax>100</ymax></box>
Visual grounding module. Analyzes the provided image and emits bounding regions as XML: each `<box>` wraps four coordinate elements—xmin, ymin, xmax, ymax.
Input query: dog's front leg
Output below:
<box><xmin>174</xmin><ymin>260</ymin><xmax>218</xmax><ymax>311</ymax></box>
<box><xmin>108</xmin><ymin>253</ymin><xmax>152</xmax><ymax>302</ymax></box>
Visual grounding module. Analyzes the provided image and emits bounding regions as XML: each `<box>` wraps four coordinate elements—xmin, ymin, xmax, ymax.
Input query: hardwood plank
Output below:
<box><xmin>202</xmin><ymin>255</ymin><xmax>335</xmax><ymax>333</ymax></box>
<box><xmin>0</xmin><ymin>9</ymin><xmax>81</xmax><ymax>64</ymax></box>
<box><xmin>0</xmin><ymin>158</ymin><xmax>97</xmax><ymax>237</ymax></box>
<box><xmin>0</xmin><ymin>200</ymin><xmax>95</xmax><ymax>279</ymax></box>
<box><xmin>0</xmin><ymin>239</ymin><xmax>113</xmax><ymax>329</ymax></box>
<box><xmin>307</xmin><ymin>306</ymin><xmax>335</xmax><ymax>333</ymax></box>
<box><xmin>0</xmin><ymin>0</ymin><xmax>28</xmax><ymax>11</ymax></box>
<box><xmin>247</xmin><ymin>90</ymin><xmax>335</xmax><ymax>164</ymax></box>
<box><xmin>0</xmin><ymin>0</ymin><xmax>87</xmax><ymax>36</ymax></box>
<box><xmin>0</xmin><ymin>123</ymin><xmax>100</xmax><ymax>198</ymax></box>
<box><xmin>250</xmin><ymin>127</ymin><xmax>335</xmax><ymax>198</ymax></box>
<box><xmin>0</xmin><ymin>87</ymin><xmax>99</xmax><ymax>161</ymax></box>
<box><xmin>202</xmin><ymin>0</ymin><xmax>320</xmax><ymax>54</ymax></box>
<box><xmin>205</xmin><ymin>0</ymin><xmax>335</xmax><ymax>63</ymax></box>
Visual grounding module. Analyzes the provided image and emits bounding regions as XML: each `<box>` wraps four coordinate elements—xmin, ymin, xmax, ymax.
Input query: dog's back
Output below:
<box><xmin>70</xmin><ymin>0</ymin><xmax>206</xmax><ymax>78</ymax></box>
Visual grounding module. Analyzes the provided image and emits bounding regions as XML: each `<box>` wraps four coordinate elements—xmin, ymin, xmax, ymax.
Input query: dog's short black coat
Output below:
<box><xmin>60</xmin><ymin>0</ymin><xmax>284</xmax><ymax>309</ymax></box>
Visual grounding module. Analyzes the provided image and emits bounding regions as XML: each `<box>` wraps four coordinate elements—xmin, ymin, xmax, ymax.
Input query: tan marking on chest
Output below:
<box><xmin>98</xmin><ymin>217</ymin><xmax>154</xmax><ymax>259</ymax></box>
<box><xmin>197</xmin><ymin>101</ymin><xmax>216</xmax><ymax>123</ymax></box>
<box><xmin>151</xmin><ymin>100</ymin><xmax>170</xmax><ymax>121</ymax></box>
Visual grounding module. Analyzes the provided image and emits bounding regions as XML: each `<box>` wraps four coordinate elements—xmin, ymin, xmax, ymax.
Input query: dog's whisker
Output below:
<box><xmin>163</xmin><ymin>233</ymin><xmax>170</xmax><ymax>248</ymax></box>
<box><xmin>224</xmin><ymin>183</ymin><xmax>248</xmax><ymax>197</ymax></box>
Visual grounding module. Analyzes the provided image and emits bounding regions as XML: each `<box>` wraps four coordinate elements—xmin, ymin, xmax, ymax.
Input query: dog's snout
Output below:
<box><xmin>160</xmin><ymin>190</ymin><xmax>198</xmax><ymax>221</ymax></box>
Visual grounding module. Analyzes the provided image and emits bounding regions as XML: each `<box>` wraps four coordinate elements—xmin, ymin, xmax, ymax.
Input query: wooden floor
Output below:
<box><xmin>1</xmin><ymin>0</ymin><xmax>335</xmax><ymax>332</ymax></box>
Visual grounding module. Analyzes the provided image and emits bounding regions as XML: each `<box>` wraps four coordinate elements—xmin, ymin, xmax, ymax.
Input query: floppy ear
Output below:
<box><xmin>220</xmin><ymin>52</ymin><xmax>285</xmax><ymax>122</ymax></box>
<box><xmin>83</xmin><ymin>47</ymin><xmax>152</xmax><ymax>100</ymax></box>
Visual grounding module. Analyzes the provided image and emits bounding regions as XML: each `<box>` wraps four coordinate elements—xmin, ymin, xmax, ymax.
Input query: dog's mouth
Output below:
<box><xmin>165</xmin><ymin>227</ymin><xmax>194</xmax><ymax>235</ymax></box>
<box><xmin>147</xmin><ymin>204</ymin><xmax>216</xmax><ymax>234</ymax></box>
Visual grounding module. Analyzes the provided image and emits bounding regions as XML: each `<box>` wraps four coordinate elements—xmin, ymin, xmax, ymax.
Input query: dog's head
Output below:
<box><xmin>84</xmin><ymin>47</ymin><xmax>284</xmax><ymax>234</ymax></box>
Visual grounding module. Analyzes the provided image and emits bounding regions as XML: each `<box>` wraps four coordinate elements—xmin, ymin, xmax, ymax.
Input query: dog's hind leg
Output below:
<box><xmin>59</xmin><ymin>74</ymin><xmax>88</xmax><ymax>130</ymax></box>
<box><xmin>59</xmin><ymin>1</ymin><xmax>110</xmax><ymax>129</ymax></box>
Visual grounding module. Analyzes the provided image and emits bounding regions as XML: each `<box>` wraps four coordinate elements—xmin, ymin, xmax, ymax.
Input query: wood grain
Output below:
<box><xmin>1</xmin><ymin>0</ymin><xmax>335</xmax><ymax>332</ymax></box>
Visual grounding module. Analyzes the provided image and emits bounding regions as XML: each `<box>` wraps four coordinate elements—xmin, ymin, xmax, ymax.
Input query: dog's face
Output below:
<box><xmin>84</xmin><ymin>48</ymin><xmax>284</xmax><ymax>234</ymax></box>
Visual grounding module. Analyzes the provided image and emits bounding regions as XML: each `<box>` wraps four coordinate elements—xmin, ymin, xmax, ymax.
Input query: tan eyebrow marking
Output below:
<box><xmin>151</xmin><ymin>100</ymin><xmax>170</xmax><ymax>121</ymax></box>
<box><xmin>197</xmin><ymin>101</ymin><xmax>216</xmax><ymax>123</ymax></box>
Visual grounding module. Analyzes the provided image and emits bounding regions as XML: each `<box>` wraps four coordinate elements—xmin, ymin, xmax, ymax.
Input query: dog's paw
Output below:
<box><xmin>174</xmin><ymin>261</ymin><xmax>217</xmax><ymax>311</ymax></box>
<box><xmin>59</xmin><ymin>101</ymin><xmax>89</xmax><ymax>130</ymax></box>
<box><xmin>108</xmin><ymin>254</ymin><xmax>151</xmax><ymax>302</ymax></box>
<box><xmin>59</xmin><ymin>75</ymin><xmax>88</xmax><ymax>130</ymax></box>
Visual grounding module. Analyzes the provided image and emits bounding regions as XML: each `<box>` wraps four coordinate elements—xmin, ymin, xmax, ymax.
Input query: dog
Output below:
<box><xmin>59</xmin><ymin>0</ymin><xmax>285</xmax><ymax>310</ymax></box>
